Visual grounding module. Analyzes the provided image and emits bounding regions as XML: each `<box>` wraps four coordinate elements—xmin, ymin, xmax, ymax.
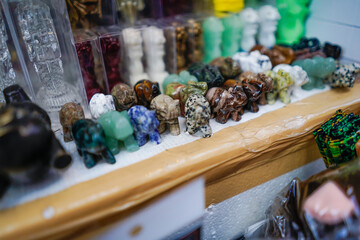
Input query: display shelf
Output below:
<box><xmin>1</xmin><ymin>84</ymin><xmax>360</xmax><ymax>239</ymax></box>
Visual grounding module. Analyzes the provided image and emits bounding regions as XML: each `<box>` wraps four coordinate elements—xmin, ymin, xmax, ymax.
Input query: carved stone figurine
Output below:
<box><xmin>122</xmin><ymin>28</ymin><xmax>149</xmax><ymax>86</ymax></box>
<box><xmin>184</xmin><ymin>94</ymin><xmax>212</xmax><ymax>138</ymax></box>
<box><xmin>165</xmin><ymin>82</ymin><xmax>186</xmax><ymax>101</ymax></box>
<box><xmin>238</xmin><ymin>72</ymin><xmax>273</xmax><ymax>105</ymax></box>
<box><xmin>89</xmin><ymin>93</ymin><xmax>116</xmax><ymax>120</ymax></box>
<box><xmin>258</xmin><ymin>5</ymin><xmax>280</xmax><ymax>48</ymax></box>
<box><xmin>251</xmin><ymin>45</ymin><xmax>295</xmax><ymax>67</ymax></box>
<box><xmin>325</xmin><ymin>62</ymin><xmax>360</xmax><ymax>88</ymax></box>
<box><xmin>59</xmin><ymin>102</ymin><xmax>85</xmax><ymax>142</ymax></box>
<box><xmin>142</xmin><ymin>26</ymin><xmax>169</xmax><ymax>90</ymax></box>
<box><xmin>179</xmin><ymin>81</ymin><xmax>208</xmax><ymax>116</ymax></box>
<box><xmin>150</xmin><ymin>95</ymin><xmax>181</xmax><ymax>136</ymax></box>
<box><xmin>210</xmin><ymin>57</ymin><xmax>241</xmax><ymax>80</ymax></box>
<box><xmin>128</xmin><ymin>105</ymin><xmax>161</xmax><ymax>146</ymax></box>
<box><xmin>111</xmin><ymin>83</ymin><xmax>137</xmax><ymax>111</ymax></box>
<box><xmin>163</xmin><ymin>70</ymin><xmax>197</xmax><ymax>92</ymax></box>
<box><xmin>3</xmin><ymin>84</ymin><xmax>31</xmax><ymax>104</ymax></box>
<box><xmin>0</xmin><ymin>102</ymin><xmax>72</xmax><ymax>197</ymax></box>
<box><xmin>72</xmin><ymin>119</ymin><xmax>115</xmax><ymax>168</ymax></box>
<box><xmin>240</xmin><ymin>76</ymin><xmax>265</xmax><ymax>112</ymax></box>
<box><xmin>134</xmin><ymin>80</ymin><xmax>161</xmax><ymax>109</ymax></box>
<box><xmin>323</xmin><ymin>42</ymin><xmax>342</xmax><ymax>59</ymax></box>
<box><xmin>273</xmin><ymin>64</ymin><xmax>309</xmax><ymax>97</ymax></box>
<box><xmin>188</xmin><ymin>63</ymin><xmax>225</xmax><ymax>88</ymax></box>
<box><xmin>202</xmin><ymin>17</ymin><xmax>224</xmax><ymax>63</ymax></box>
<box><xmin>265</xmin><ymin>69</ymin><xmax>294</xmax><ymax>104</ymax></box>
<box><xmin>233</xmin><ymin>50</ymin><xmax>272</xmax><ymax>73</ymax></box>
<box><xmin>98</xmin><ymin>111</ymin><xmax>139</xmax><ymax>155</ymax></box>
<box><xmin>239</xmin><ymin>8</ymin><xmax>259</xmax><ymax>51</ymax></box>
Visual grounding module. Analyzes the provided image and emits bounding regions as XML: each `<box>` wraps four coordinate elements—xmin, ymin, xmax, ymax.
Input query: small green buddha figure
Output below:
<box><xmin>276</xmin><ymin>0</ymin><xmax>311</xmax><ymax>45</ymax></box>
<box><xmin>202</xmin><ymin>17</ymin><xmax>224</xmax><ymax>63</ymax></box>
<box><xmin>221</xmin><ymin>14</ymin><xmax>242</xmax><ymax>57</ymax></box>
<box><xmin>98</xmin><ymin>110</ymin><xmax>139</xmax><ymax>155</ymax></box>
<box><xmin>265</xmin><ymin>69</ymin><xmax>294</xmax><ymax>104</ymax></box>
<box><xmin>292</xmin><ymin>56</ymin><xmax>336</xmax><ymax>90</ymax></box>
<box><xmin>162</xmin><ymin>70</ymin><xmax>197</xmax><ymax>91</ymax></box>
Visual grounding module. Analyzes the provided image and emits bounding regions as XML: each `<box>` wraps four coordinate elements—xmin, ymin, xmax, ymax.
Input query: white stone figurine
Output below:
<box><xmin>122</xmin><ymin>28</ymin><xmax>149</xmax><ymax>86</ymax></box>
<box><xmin>239</xmin><ymin>8</ymin><xmax>259</xmax><ymax>51</ymax></box>
<box><xmin>142</xmin><ymin>26</ymin><xmax>169</xmax><ymax>92</ymax></box>
<box><xmin>89</xmin><ymin>93</ymin><xmax>116</xmax><ymax>119</ymax></box>
<box><xmin>233</xmin><ymin>50</ymin><xmax>272</xmax><ymax>73</ymax></box>
<box><xmin>273</xmin><ymin>64</ymin><xmax>309</xmax><ymax>97</ymax></box>
<box><xmin>258</xmin><ymin>5</ymin><xmax>280</xmax><ymax>48</ymax></box>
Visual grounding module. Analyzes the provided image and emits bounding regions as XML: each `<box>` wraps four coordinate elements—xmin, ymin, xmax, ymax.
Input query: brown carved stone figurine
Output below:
<box><xmin>238</xmin><ymin>76</ymin><xmax>265</xmax><ymax>113</ymax></box>
<box><xmin>238</xmin><ymin>72</ymin><xmax>273</xmax><ymax>105</ymax></box>
<box><xmin>59</xmin><ymin>102</ymin><xmax>85</xmax><ymax>142</ymax></box>
<box><xmin>150</xmin><ymin>95</ymin><xmax>181</xmax><ymax>136</ymax></box>
<box><xmin>251</xmin><ymin>45</ymin><xmax>295</xmax><ymax>66</ymax></box>
<box><xmin>210</xmin><ymin>57</ymin><xmax>241</xmax><ymax>79</ymax></box>
<box><xmin>111</xmin><ymin>83</ymin><xmax>137</xmax><ymax>111</ymax></box>
<box><xmin>134</xmin><ymin>80</ymin><xmax>161</xmax><ymax>109</ymax></box>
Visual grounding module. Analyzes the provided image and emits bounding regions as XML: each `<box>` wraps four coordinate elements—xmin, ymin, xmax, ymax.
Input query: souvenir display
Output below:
<box><xmin>292</xmin><ymin>56</ymin><xmax>336</xmax><ymax>90</ymax></box>
<box><xmin>238</xmin><ymin>72</ymin><xmax>273</xmax><ymax>105</ymax></box>
<box><xmin>134</xmin><ymin>80</ymin><xmax>161</xmax><ymax>109</ymax></box>
<box><xmin>239</xmin><ymin>8</ymin><xmax>259</xmax><ymax>51</ymax></box>
<box><xmin>265</xmin><ymin>69</ymin><xmax>294</xmax><ymax>104</ymax></box>
<box><xmin>313</xmin><ymin>110</ymin><xmax>360</xmax><ymax>168</ymax></box>
<box><xmin>202</xmin><ymin>17</ymin><xmax>224</xmax><ymax>63</ymax></box>
<box><xmin>150</xmin><ymin>95</ymin><xmax>181</xmax><ymax>136</ymax></box>
<box><xmin>210</xmin><ymin>57</ymin><xmax>241</xmax><ymax>80</ymax></box>
<box><xmin>221</xmin><ymin>14</ymin><xmax>242</xmax><ymax>57</ymax></box>
<box><xmin>233</xmin><ymin>51</ymin><xmax>272</xmax><ymax>73</ymax></box>
<box><xmin>325</xmin><ymin>62</ymin><xmax>360</xmax><ymax>88</ymax></box>
<box><xmin>188</xmin><ymin>63</ymin><xmax>225</xmax><ymax>88</ymax></box>
<box><xmin>185</xmin><ymin>19</ymin><xmax>203</xmax><ymax>65</ymax></box>
<box><xmin>258</xmin><ymin>5</ymin><xmax>280</xmax><ymax>48</ymax></box>
<box><xmin>128</xmin><ymin>105</ymin><xmax>161</xmax><ymax>146</ymax></box>
<box><xmin>59</xmin><ymin>103</ymin><xmax>85</xmax><ymax>142</ymax></box>
<box><xmin>111</xmin><ymin>83</ymin><xmax>138</xmax><ymax>111</ymax></box>
<box><xmin>184</xmin><ymin>94</ymin><xmax>212</xmax><ymax>138</ymax></box>
<box><xmin>163</xmin><ymin>71</ymin><xmax>198</xmax><ymax>91</ymax></box>
<box><xmin>89</xmin><ymin>93</ymin><xmax>116</xmax><ymax>120</ymax></box>
<box><xmin>72</xmin><ymin>119</ymin><xmax>116</xmax><ymax>168</ymax></box>
<box><xmin>251</xmin><ymin>45</ymin><xmax>295</xmax><ymax>67</ymax></box>
<box><xmin>272</xmin><ymin>64</ymin><xmax>309</xmax><ymax>97</ymax></box>
<box><xmin>98</xmin><ymin>111</ymin><xmax>139</xmax><ymax>155</ymax></box>
<box><xmin>143</xmin><ymin>26</ymin><xmax>169</xmax><ymax>89</ymax></box>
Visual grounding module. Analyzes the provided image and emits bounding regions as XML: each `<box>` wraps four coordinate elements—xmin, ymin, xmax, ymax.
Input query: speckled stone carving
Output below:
<box><xmin>128</xmin><ymin>105</ymin><xmax>161</xmax><ymax>146</ymax></box>
<box><xmin>265</xmin><ymin>70</ymin><xmax>294</xmax><ymax>104</ymax></box>
<box><xmin>134</xmin><ymin>80</ymin><xmax>161</xmax><ymax>109</ymax></box>
<box><xmin>150</xmin><ymin>95</ymin><xmax>181</xmax><ymax>136</ymax></box>
<box><xmin>233</xmin><ymin>50</ymin><xmax>272</xmax><ymax>73</ymax></box>
<box><xmin>179</xmin><ymin>81</ymin><xmax>208</xmax><ymax>116</ymax></box>
<box><xmin>111</xmin><ymin>83</ymin><xmax>137</xmax><ymax>111</ymax></box>
<box><xmin>188</xmin><ymin>62</ymin><xmax>224</xmax><ymax>88</ymax></box>
<box><xmin>273</xmin><ymin>64</ymin><xmax>309</xmax><ymax>97</ymax></box>
<box><xmin>72</xmin><ymin>119</ymin><xmax>115</xmax><ymax>168</ymax></box>
<box><xmin>59</xmin><ymin>102</ymin><xmax>85</xmax><ymax>142</ymax></box>
<box><xmin>251</xmin><ymin>45</ymin><xmax>295</xmax><ymax>67</ymax></box>
<box><xmin>89</xmin><ymin>93</ymin><xmax>116</xmax><ymax>119</ymax></box>
<box><xmin>325</xmin><ymin>62</ymin><xmax>360</xmax><ymax>88</ymax></box>
<box><xmin>210</xmin><ymin>57</ymin><xmax>241</xmax><ymax>79</ymax></box>
<box><xmin>185</xmin><ymin>94</ymin><xmax>212</xmax><ymax>138</ymax></box>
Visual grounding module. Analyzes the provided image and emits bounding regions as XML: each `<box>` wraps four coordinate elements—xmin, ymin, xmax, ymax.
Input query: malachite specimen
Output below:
<box><xmin>265</xmin><ymin>69</ymin><xmax>294</xmax><ymax>104</ymax></box>
<box><xmin>162</xmin><ymin>70</ymin><xmax>197</xmax><ymax>91</ymax></box>
<box><xmin>276</xmin><ymin>0</ymin><xmax>310</xmax><ymax>45</ymax></box>
<box><xmin>221</xmin><ymin>14</ymin><xmax>242</xmax><ymax>57</ymax></box>
<box><xmin>292</xmin><ymin>56</ymin><xmax>336</xmax><ymax>90</ymax></box>
<box><xmin>313</xmin><ymin>110</ymin><xmax>360</xmax><ymax>168</ymax></box>
<box><xmin>202</xmin><ymin>17</ymin><xmax>224</xmax><ymax>63</ymax></box>
<box><xmin>98</xmin><ymin>110</ymin><xmax>139</xmax><ymax>155</ymax></box>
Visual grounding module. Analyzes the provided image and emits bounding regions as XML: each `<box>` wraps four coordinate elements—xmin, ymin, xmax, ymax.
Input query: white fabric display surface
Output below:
<box><xmin>0</xmin><ymin>87</ymin><xmax>330</xmax><ymax>210</ymax></box>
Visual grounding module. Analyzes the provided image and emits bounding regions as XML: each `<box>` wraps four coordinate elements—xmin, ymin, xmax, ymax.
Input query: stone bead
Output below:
<box><xmin>251</xmin><ymin>45</ymin><xmax>295</xmax><ymax>66</ymax></box>
<box><xmin>72</xmin><ymin>119</ymin><xmax>115</xmax><ymax>168</ymax></box>
<box><xmin>210</xmin><ymin>57</ymin><xmax>241</xmax><ymax>79</ymax></box>
<box><xmin>188</xmin><ymin>62</ymin><xmax>224</xmax><ymax>88</ymax></box>
<box><xmin>185</xmin><ymin>94</ymin><xmax>212</xmax><ymax>138</ymax></box>
<box><xmin>233</xmin><ymin>50</ymin><xmax>272</xmax><ymax>73</ymax></box>
<box><xmin>292</xmin><ymin>56</ymin><xmax>336</xmax><ymax>90</ymax></box>
<box><xmin>98</xmin><ymin>111</ymin><xmax>139</xmax><ymax>155</ymax></box>
<box><xmin>59</xmin><ymin>102</ymin><xmax>85</xmax><ymax>142</ymax></box>
<box><xmin>325</xmin><ymin>62</ymin><xmax>360</xmax><ymax>88</ymax></box>
<box><xmin>111</xmin><ymin>83</ymin><xmax>137</xmax><ymax>111</ymax></box>
<box><xmin>134</xmin><ymin>80</ymin><xmax>161</xmax><ymax>109</ymax></box>
<box><xmin>89</xmin><ymin>93</ymin><xmax>116</xmax><ymax>120</ymax></box>
<box><xmin>162</xmin><ymin>70</ymin><xmax>197</xmax><ymax>91</ymax></box>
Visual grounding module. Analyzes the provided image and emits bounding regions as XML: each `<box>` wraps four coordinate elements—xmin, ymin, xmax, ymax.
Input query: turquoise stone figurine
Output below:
<box><xmin>72</xmin><ymin>119</ymin><xmax>115</xmax><ymax>168</ymax></box>
<box><xmin>202</xmin><ymin>17</ymin><xmax>224</xmax><ymax>63</ymax></box>
<box><xmin>162</xmin><ymin>70</ymin><xmax>197</xmax><ymax>91</ymax></box>
<box><xmin>98</xmin><ymin>111</ymin><xmax>139</xmax><ymax>155</ymax></box>
<box><xmin>221</xmin><ymin>14</ymin><xmax>242</xmax><ymax>57</ymax></box>
<box><xmin>292</xmin><ymin>56</ymin><xmax>336</xmax><ymax>90</ymax></box>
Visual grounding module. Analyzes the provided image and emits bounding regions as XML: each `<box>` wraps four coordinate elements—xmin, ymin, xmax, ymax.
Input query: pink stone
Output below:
<box><xmin>303</xmin><ymin>181</ymin><xmax>355</xmax><ymax>225</ymax></box>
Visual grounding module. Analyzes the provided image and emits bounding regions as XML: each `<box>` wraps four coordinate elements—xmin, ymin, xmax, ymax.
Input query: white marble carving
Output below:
<box><xmin>89</xmin><ymin>93</ymin><xmax>115</xmax><ymax>119</ymax></box>
<box><xmin>233</xmin><ymin>50</ymin><xmax>272</xmax><ymax>73</ymax></box>
<box><xmin>258</xmin><ymin>5</ymin><xmax>280</xmax><ymax>48</ymax></box>
<box><xmin>239</xmin><ymin>8</ymin><xmax>259</xmax><ymax>52</ymax></box>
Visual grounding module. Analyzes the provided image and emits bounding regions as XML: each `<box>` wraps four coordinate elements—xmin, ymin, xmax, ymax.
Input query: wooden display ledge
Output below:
<box><xmin>1</xmin><ymin>84</ymin><xmax>360</xmax><ymax>240</ymax></box>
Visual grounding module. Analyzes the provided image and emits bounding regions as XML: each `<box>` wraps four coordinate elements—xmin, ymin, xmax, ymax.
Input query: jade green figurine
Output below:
<box><xmin>221</xmin><ymin>14</ymin><xmax>242</xmax><ymax>57</ymax></box>
<box><xmin>276</xmin><ymin>0</ymin><xmax>310</xmax><ymax>45</ymax></box>
<box><xmin>265</xmin><ymin>69</ymin><xmax>294</xmax><ymax>104</ymax></box>
<box><xmin>98</xmin><ymin>111</ymin><xmax>139</xmax><ymax>155</ymax></box>
<box><xmin>162</xmin><ymin>70</ymin><xmax>197</xmax><ymax>91</ymax></box>
<box><xmin>292</xmin><ymin>56</ymin><xmax>336</xmax><ymax>90</ymax></box>
<box><xmin>202</xmin><ymin>17</ymin><xmax>224</xmax><ymax>63</ymax></box>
